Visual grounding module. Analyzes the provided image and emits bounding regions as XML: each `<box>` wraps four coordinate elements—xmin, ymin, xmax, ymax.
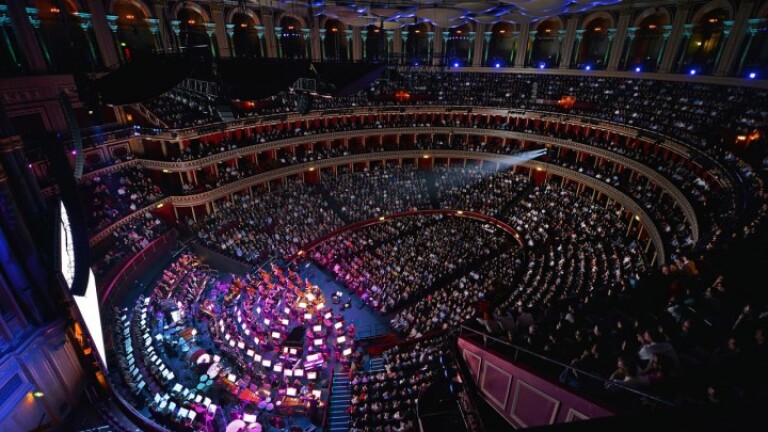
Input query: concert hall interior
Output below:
<box><xmin>0</xmin><ymin>1</ymin><xmax>767</xmax><ymax>432</ymax></box>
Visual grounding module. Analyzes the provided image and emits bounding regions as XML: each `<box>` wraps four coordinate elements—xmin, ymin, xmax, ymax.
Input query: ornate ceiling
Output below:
<box><xmin>263</xmin><ymin>0</ymin><xmax>626</xmax><ymax>27</ymax></box>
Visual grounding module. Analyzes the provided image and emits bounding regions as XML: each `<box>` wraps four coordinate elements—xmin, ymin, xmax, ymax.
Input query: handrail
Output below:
<box><xmin>458</xmin><ymin>325</ymin><xmax>675</xmax><ymax>408</ymax></box>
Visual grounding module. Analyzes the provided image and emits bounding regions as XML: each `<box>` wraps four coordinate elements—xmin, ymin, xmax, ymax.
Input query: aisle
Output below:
<box><xmin>298</xmin><ymin>261</ymin><xmax>391</xmax><ymax>339</ymax></box>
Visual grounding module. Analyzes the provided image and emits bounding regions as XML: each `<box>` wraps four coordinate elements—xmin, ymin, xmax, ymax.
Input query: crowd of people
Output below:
<box><xmin>92</xmin><ymin>212</ymin><xmax>168</xmax><ymax>279</ymax></box>
<box><xmin>143</xmin><ymin>88</ymin><xmax>222</xmax><ymax>129</ymax></box>
<box><xmin>349</xmin><ymin>337</ymin><xmax>457</xmax><ymax>432</ymax></box>
<box><xmin>80</xmin><ymin>166</ymin><xmax>163</xmax><ymax>234</ymax></box>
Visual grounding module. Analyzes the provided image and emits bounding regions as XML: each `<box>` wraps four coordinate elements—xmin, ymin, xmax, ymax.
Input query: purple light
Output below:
<box><xmin>71</xmin><ymin>150</ymin><xmax>77</xmax><ymax>155</ymax></box>
<box><xmin>748</xmin><ymin>72</ymin><xmax>756</xmax><ymax>79</ymax></box>
<box><xmin>635</xmin><ymin>67</ymin><xmax>641</xmax><ymax>72</ymax></box>
<box><xmin>414</xmin><ymin>62</ymin><xmax>419</xmax><ymax>66</ymax></box>
<box><xmin>689</xmin><ymin>69</ymin><xmax>697</xmax><ymax>76</ymax></box>
<box><xmin>28</xmin><ymin>164</ymin><xmax>32</xmax><ymax>168</ymax></box>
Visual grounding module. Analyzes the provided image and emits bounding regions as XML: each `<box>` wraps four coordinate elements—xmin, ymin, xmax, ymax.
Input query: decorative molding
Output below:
<box><xmin>510</xmin><ymin>380</ymin><xmax>562</xmax><ymax>427</ymax></box>
<box><xmin>480</xmin><ymin>360</ymin><xmax>513</xmax><ymax>409</ymax></box>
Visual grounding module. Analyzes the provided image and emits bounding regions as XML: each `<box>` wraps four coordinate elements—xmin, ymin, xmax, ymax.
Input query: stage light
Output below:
<box><xmin>495</xmin><ymin>63</ymin><xmax>501</xmax><ymax>68</ymax></box>
<box><xmin>635</xmin><ymin>67</ymin><xmax>641</xmax><ymax>72</ymax></box>
<box><xmin>539</xmin><ymin>63</ymin><xmax>545</xmax><ymax>69</ymax></box>
<box><xmin>689</xmin><ymin>69</ymin><xmax>697</xmax><ymax>76</ymax></box>
<box><xmin>748</xmin><ymin>72</ymin><xmax>757</xmax><ymax>79</ymax></box>
<box><xmin>454</xmin><ymin>62</ymin><xmax>459</xmax><ymax>68</ymax></box>
<box><xmin>33</xmin><ymin>391</ymin><xmax>44</xmax><ymax>398</ymax></box>
<box><xmin>585</xmin><ymin>65</ymin><xmax>591</xmax><ymax>71</ymax></box>
<box><xmin>414</xmin><ymin>62</ymin><xmax>419</xmax><ymax>66</ymax></box>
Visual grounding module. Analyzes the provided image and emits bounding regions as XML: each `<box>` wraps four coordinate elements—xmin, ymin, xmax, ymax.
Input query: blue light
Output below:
<box><xmin>414</xmin><ymin>62</ymin><xmax>419</xmax><ymax>66</ymax></box>
<box><xmin>495</xmin><ymin>63</ymin><xmax>501</xmax><ymax>68</ymax></box>
<box><xmin>585</xmin><ymin>65</ymin><xmax>591</xmax><ymax>71</ymax></box>
<box><xmin>454</xmin><ymin>62</ymin><xmax>459</xmax><ymax>68</ymax></box>
<box><xmin>635</xmin><ymin>67</ymin><xmax>641</xmax><ymax>72</ymax></box>
<box><xmin>749</xmin><ymin>72</ymin><xmax>757</xmax><ymax>79</ymax></box>
<box><xmin>689</xmin><ymin>69</ymin><xmax>697</xmax><ymax>76</ymax></box>
<box><xmin>539</xmin><ymin>63</ymin><xmax>545</xmax><ymax>69</ymax></box>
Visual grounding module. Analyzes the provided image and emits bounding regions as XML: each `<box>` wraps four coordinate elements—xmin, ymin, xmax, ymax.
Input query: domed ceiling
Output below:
<box><xmin>267</xmin><ymin>0</ymin><xmax>623</xmax><ymax>27</ymax></box>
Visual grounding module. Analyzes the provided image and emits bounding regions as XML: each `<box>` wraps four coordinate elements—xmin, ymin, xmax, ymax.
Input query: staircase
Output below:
<box><xmin>369</xmin><ymin>356</ymin><xmax>385</xmax><ymax>372</ymax></box>
<box><xmin>327</xmin><ymin>373</ymin><xmax>352</xmax><ymax>432</ymax></box>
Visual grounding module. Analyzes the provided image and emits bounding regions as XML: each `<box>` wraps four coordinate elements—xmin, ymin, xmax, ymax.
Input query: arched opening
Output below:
<box><xmin>626</xmin><ymin>12</ymin><xmax>669</xmax><ymax>71</ymax></box>
<box><xmin>231</xmin><ymin>12</ymin><xmax>261</xmax><ymax>58</ymax></box>
<box><xmin>279</xmin><ymin>16</ymin><xmax>305</xmax><ymax>59</ymax></box>
<box><xmin>178</xmin><ymin>7</ymin><xmax>213</xmax><ymax>58</ymax></box>
<box><xmin>112</xmin><ymin>0</ymin><xmax>155</xmax><ymax>61</ymax></box>
<box><xmin>405</xmin><ymin>22</ymin><xmax>431</xmax><ymax>65</ymax></box>
<box><xmin>740</xmin><ymin>13</ymin><xmax>768</xmax><ymax>77</ymax></box>
<box><xmin>487</xmin><ymin>22</ymin><xmax>516</xmax><ymax>67</ymax></box>
<box><xmin>531</xmin><ymin>19</ymin><xmax>563</xmax><ymax>68</ymax></box>
<box><xmin>324</xmin><ymin>18</ymin><xmax>348</xmax><ymax>61</ymax></box>
<box><xmin>365</xmin><ymin>24</ymin><xmax>386</xmax><ymax>62</ymax></box>
<box><xmin>0</xmin><ymin>1</ymin><xmax>26</xmax><ymax>75</ymax></box>
<box><xmin>681</xmin><ymin>8</ymin><xmax>730</xmax><ymax>73</ymax></box>
<box><xmin>444</xmin><ymin>24</ymin><xmax>472</xmax><ymax>66</ymax></box>
<box><xmin>33</xmin><ymin>0</ymin><xmax>102</xmax><ymax>73</ymax></box>
<box><xmin>576</xmin><ymin>17</ymin><xmax>612</xmax><ymax>69</ymax></box>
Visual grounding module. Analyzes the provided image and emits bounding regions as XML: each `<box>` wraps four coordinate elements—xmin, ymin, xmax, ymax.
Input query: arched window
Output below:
<box><xmin>112</xmin><ymin>0</ymin><xmax>155</xmax><ymax>61</ymax></box>
<box><xmin>280</xmin><ymin>16</ymin><xmax>305</xmax><ymax>59</ymax></box>
<box><xmin>626</xmin><ymin>12</ymin><xmax>669</xmax><ymax>72</ymax></box>
<box><xmin>365</xmin><ymin>24</ymin><xmax>386</xmax><ymax>62</ymax></box>
<box><xmin>531</xmin><ymin>19</ymin><xmax>563</xmax><ymax>67</ymax></box>
<box><xmin>487</xmin><ymin>22</ymin><xmax>515</xmax><ymax>67</ymax></box>
<box><xmin>33</xmin><ymin>0</ymin><xmax>102</xmax><ymax>72</ymax></box>
<box><xmin>444</xmin><ymin>24</ymin><xmax>471</xmax><ymax>66</ymax></box>
<box><xmin>324</xmin><ymin>19</ymin><xmax>348</xmax><ymax>61</ymax></box>
<box><xmin>404</xmin><ymin>22</ymin><xmax>430</xmax><ymax>65</ymax></box>
<box><xmin>680</xmin><ymin>8</ymin><xmax>729</xmax><ymax>73</ymax></box>
<box><xmin>576</xmin><ymin>17</ymin><xmax>612</xmax><ymax>69</ymax></box>
<box><xmin>178</xmin><ymin>8</ymin><xmax>213</xmax><ymax>58</ymax></box>
<box><xmin>231</xmin><ymin>13</ymin><xmax>261</xmax><ymax>58</ymax></box>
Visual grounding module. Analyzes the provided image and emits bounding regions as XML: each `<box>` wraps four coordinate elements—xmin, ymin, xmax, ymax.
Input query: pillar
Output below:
<box><xmin>145</xmin><ymin>18</ymin><xmax>162</xmax><ymax>52</ymax></box>
<box><xmin>344</xmin><ymin>29</ymin><xmax>353</xmax><ymax>60</ymax></box>
<box><xmin>153</xmin><ymin>3</ymin><xmax>173</xmax><ymax>53</ymax></box>
<box><xmin>571</xmin><ymin>29</ymin><xmax>586</xmax><ymax>66</ymax></box>
<box><xmin>514</xmin><ymin>20</ymin><xmax>531</xmax><ymax>68</ymax></box>
<box><xmin>467</xmin><ymin>31</ymin><xmax>476</xmax><ymax>64</ymax></box>
<box><xmin>526</xmin><ymin>30</ymin><xmax>538</xmax><ymax>66</ymax></box>
<box><xmin>607</xmin><ymin>12</ymin><xmax>631</xmax><ymax>70</ymax></box>
<box><xmin>714</xmin><ymin>1</ymin><xmax>757</xmax><ymax>76</ymax></box>
<box><xmin>73</xmin><ymin>13</ymin><xmax>100</xmax><ymax>68</ymax></box>
<box><xmin>353</xmin><ymin>26</ymin><xmax>363</xmax><ymax>61</ymax></box>
<box><xmin>433</xmin><ymin>28</ymin><xmax>444</xmax><ymax>66</ymax></box>
<box><xmin>556</xmin><ymin>29</ymin><xmax>567</xmax><ymax>66</ymax></box>
<box><xmin>655</xmin><ymin>25</ymin><xmax>673</xmax><ymax>70</ymax></box>
<box><xmin>621</xmin><ymin>27</ymin><xmax>637</xmax><ymax>69</ymax></box>
<box><xmin>211</xmin><ymin>2</ymin><xmax>231</xmax><ymax>58</ymax></box>
<box><xmin>226</xmin><ymin>24</ymin><xmax>235</xmax><ymax>57</ymax></box>
<box><xmin>559</xmin><ymin>17</ymin><xmax>578</xmax><ymax>69</ymax></box>
<box><xmin>318</xmin><ymin>29</ymin><xmax>326</xmax><ymax>60</ymax></box>
<box><xmin>262</xmin><ymin>10</ymin><xmax>278</xmax><ymax>58</ymax></box>
<box><xmin>302</xmin><ymin>28</ymin><xmax>312</xmax><ymax>59</ymax></box>
<box><xmin>658</xmin><ymin>5</ymin><xmax>690</xmax><ymax>73</ymax></box>
<box><xmin>105</xmin><ymin>15</ymin><xmax>124</xmax><ymax>64</ymax></box>
<box><xmin>712</xmin><ymin>20</ymin><xmax>734</xmax><ymax>69</ymax></box>
<box><xmin>471</xmin><ymin>24</ymin><xmax>484</xmax><ymax>66</ymax></box>
<box><xmin>205</xmin><ymin>22</ymin><xmax>218</xmax><ymax>57</ymax></box>
<box><xmin>482</xmin><ymin>30</ymin><xmax>492</xmax><ymax>65</ymax></box>
<box><xmin>85</xmin><ymin>0</ymin><xmax>119</xmax><ymax>68</ymax></box>
<box><xmin>735</xmin><ymin>19</ymin><xmax>764</xmax><ymax>75</ymax></box>
<box><xmin>387</xmin><ymin>29</ymin><xmax>397</xmax><ymax>62</ymax></box>
<box><xmin>675</xmin><ymin>24</ymin><xmax>694</xmax><ymax>72</ymax></box>
<box><xmin>6</xmin><ymin>2</ymin><xmax>46</xmax><ymax>72</ymax></box>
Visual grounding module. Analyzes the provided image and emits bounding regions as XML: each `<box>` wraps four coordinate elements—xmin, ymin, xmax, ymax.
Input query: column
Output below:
<box><xmin>6</xmin><ymin>2</ymin><xmax>46</xmax><ymax>72</ymax></box>
<box><xmin>675</xmin><ymin>24</ymin><xmax>694</xmax><ymax>72</ymax></box>
<box><xmin>606</xmin><ymin>12</ymin><xmax>630</xmax><ymax>70</ymax></box>
<box><xmin>559</xmin><ymin>17</ymin><xmax>578</xmax><ymax>69</ymax></box>
<box><xmin>256</xmin><ymin>25</ymin><xmax>266</xmax><ymax>58</ymax></box>
<box><xmin>145</xmin><ymin>18</ymin><xmax>162</xmax><ymax>52</ymax></box>
<box><xmin>73</xmin><ymin>13</ymin><xmax>99</xmax><ymax>68</ymax></box>
<box><xmin>471</xmin><ymin>24</ymin><xmax>484</xmax><ymax>66</ymax></box>
<box><xmin>571</xmin><ymin>29</ymin><xmax>586</xmax><ymax>67</ymax></box>
<box><xmin>556</xmin><ymin>29</ymin><xmax>567</xmax><ymax>66</ymax></box>
<box><xmin>439</xmin><ymin>30</ymin><xmax>449</xmax><ymax>65</ymax></box>
<box><xmin>655</xmin><ymin>25</ymin><xmax>673</xmax><ymax>70</ymax></box>
<box><xmin>359</xmin><ymin>27</ymin><xmax>367</xmax><ymax>60</ymax></box>
<box><xmin>170</xmin><ymin>19</ymin><xmax>182</xmax><ymax>51</ymax></box>
<box><xmin>433</xmin><ymin>29</ymin><xmax>445</xmax><ymax>66</ymax></box>
<box><xmin>205</xmin><ymin>23</ymin><xmax>218</xmax><ymax>57</ymax></box>
<box><xmin>714</xmin><ymin>1</ymin><xmax>757</xmax><ymax>76</ymax></box>
<box><xmin>105</xmin><ymin>15</ymin><xmax>124</xmax><ymax>64</ymax></box>
<box><xmin>85</xmin><ymin>0</ymin><xmax>119</xmax><ymax>69</ymax></box>
<box><xmin>275</xmin><ymin>26</ymin><xmax>283</xmax><ymax>58</ymax></box>
<box><xmin>526</xmin><ymin>30</ymin><xmax>538</xmax><ymax>66</ymax></box>
<box><xmin>712</xmin><ymin>20</ymin><xmax>734</xmax><ymax>68</ymax></box>
<box><xmin>466</xmin><ymin>31</ymin><xmax>476</xmax><ymax>64</ymax></box>
<box><xmin>153</xmin><ymin>2</ymin><xmax>173</xmax><ymax>53</ymax></box>
<box><xmin>387</xmin><ymin>29</ymin><xmax>396</xmax><ymax>63</ymax></box>
<box><xmin>513</xmin><ymin>20</ymin><xmax>530</xmax><ymax>68</ymax></box>
<box><xmin>262</xmin><ymin>10</ymin><xmax>277</xmax><ymax>58</ymax></box>
<box><xmin>302</xmin><ymin>28</ymin><xmax>311</xmax><ymax>59</ymax></box>
<box><xmin>0</xmin><ymin>10</ymin><xmax>20</xmax><ymax>69</ymax></box>
<box><xmin>344</xmin><ymin>29</ymin><xmax>353</xmax><ymax>60</ymax></box>
<box><xmin>353</xmin><ymin>26</ymin><xmax>363</xmax><ymax>61</ymax></box>
<box><xmin>318</xmin><ymin>28</ymin><xmax>326</xmax><ymax>60</ymax></box>
<box><xmin>210</xmin><ymin>3</ymin><xmax>230</xmax><ymax>58</ymax></box>
<box><xmin>400</xmin><ymin>29</ymin><xmax>409</xmax><ymax>63</ymax></box>
<box><xmin>736</xmin><ymin>20</ymin><xmax>764</xmax><ymax>75</ymax></box>
<box><xmin>658</xmin><ymin>5</ymin><xmax>690</xmax><ymax>73</ymax></box>
<box><xmin>226</xmin><ymin>24</ymin><xmax>235</xmax><ymax>57</ymax></box>
<box><xmin>482</xmin><ymin>30</ymin><xmax>492</xmax><ymax>65</ymax></box>
<box><xmin>510</xmin><ymin>31</ymin><xmax>519</xmax><ymax>64</ymax></box>
<box><xmin>621</xmin><ymin>27</ymin><xmax>638</xmax><ymax>69</ymax></box>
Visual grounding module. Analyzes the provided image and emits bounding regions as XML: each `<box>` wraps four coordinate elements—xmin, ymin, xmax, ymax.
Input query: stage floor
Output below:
<box><xmin>298</xmin><ymin>261</ymin><xmax>391</xmax><ymax>340</ymax></box>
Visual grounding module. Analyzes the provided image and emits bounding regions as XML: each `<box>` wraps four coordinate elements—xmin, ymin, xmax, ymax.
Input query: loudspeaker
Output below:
<box><xmin>297</xmin><ymin>93</ymin><xmax>313</xmax><ymax>115</ymax></box>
